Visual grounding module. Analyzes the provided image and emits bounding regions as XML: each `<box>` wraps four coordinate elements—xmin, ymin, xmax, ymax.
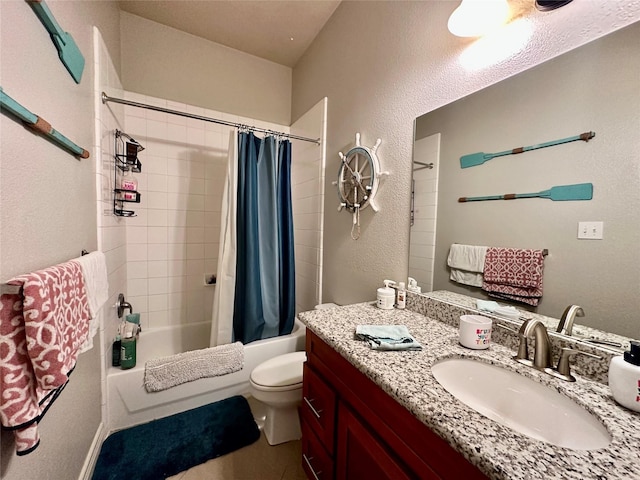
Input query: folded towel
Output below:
<box><xmin>482</xmin><ymin>247</ymin><xmax>545</xmax><ymax>306</ymax></box>
<box><xmin>144</xmin><ymin>342</ymin><xmax>244</xmax><ymax>392</ymax></box>
<box><xmin>448</xmin><ymin>244</ymin><xmax>488</xmax><ymax>287</ymax></box>
<box><xmin>355</xmin><ymin>325</ymin><xmax>422</xmax><ymax>351</ymax></box>
<box><xmin>74</xmin><ymin>251</ymin><xmax>109</xmax><ymax>353</ymax></box>
<box><xmin>476</xmin><ymin>300</ymin><xmax>520</xmax><ymax>320</ymax></box>
<box><xmin>0</xmin><ymin>260</ymin><xmax>92</xmax><ymax>455</ymax></box>
<box><xmin>476</xmin><ymin>300</ymin><xmax>500</xmax><ymax>312</ymax></box>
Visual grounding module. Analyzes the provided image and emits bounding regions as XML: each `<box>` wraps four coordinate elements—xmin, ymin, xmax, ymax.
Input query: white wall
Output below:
<box><xmin>0</xmin><ymin>2</ymin><xmax>121</xmax><ymax>479</ymax></box>
<box><xmin>291</xmin><ymin>1</ymin><xmax>640</xmax><ymax>309</ymax></box>
<box><xmin>120</xmin><ymin>12</ymin><xmax>292</xmax><ymax>126</ymax></box>
<box><xmin>291</xmin><ymin>98</ymin><xmax>328</xmax><ymax>311</ymax></box>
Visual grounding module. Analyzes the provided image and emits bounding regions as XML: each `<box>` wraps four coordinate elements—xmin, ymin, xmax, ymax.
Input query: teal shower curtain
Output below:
<box><xmin>233</xmin><ymin>132</ymin><xmax>295</xmax><ymax>344</ymax></box>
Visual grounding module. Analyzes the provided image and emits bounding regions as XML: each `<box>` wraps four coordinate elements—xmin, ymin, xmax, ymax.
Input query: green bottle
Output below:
<box><xmin>120</xmin><ymin>334</ymin><xmax>136</xmax><ymax>370</ymax></box>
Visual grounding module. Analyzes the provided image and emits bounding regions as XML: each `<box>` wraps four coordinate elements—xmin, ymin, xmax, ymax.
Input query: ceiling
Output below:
<box><xmin>118</xmin><ymin>0</ymin><xmax>342</xmax><ymax>67</ymax></box>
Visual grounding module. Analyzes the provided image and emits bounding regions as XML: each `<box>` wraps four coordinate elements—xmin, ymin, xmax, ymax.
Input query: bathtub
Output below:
<box><xmin>106</xmin><ymin>318</ymin><xmax>306</xmax><ymax>432</ymax></box>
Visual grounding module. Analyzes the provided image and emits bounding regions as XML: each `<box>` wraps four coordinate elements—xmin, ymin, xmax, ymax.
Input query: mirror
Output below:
<box><xmin>410</xmin><ymin>22</ymin><xmax>640</xmax><ymax>342</ymax></box>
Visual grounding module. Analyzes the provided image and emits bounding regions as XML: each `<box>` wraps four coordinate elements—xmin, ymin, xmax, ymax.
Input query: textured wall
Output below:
<box><xmin>0</xmin><ymin>1</ymin><xmax>121</xmax><ymax>479</ymax></box>
<box><xmin>291</xmin><ymin>1</ymin><xmax>640</xmax><ymax>308</ymax></box>
<box><xmin>120</xmin><ymin>12</ymin><xmax>293</xmax><ymax>126</ymax></box>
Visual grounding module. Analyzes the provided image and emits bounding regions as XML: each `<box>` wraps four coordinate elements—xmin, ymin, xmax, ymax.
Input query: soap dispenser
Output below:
<box><xmin>609</xmin><ymin>340</ymin><xmax>640</xmax><ymax>412</ymax></box>
<box><xmin>377</xmin><ymin>280</ymin><xmax>396</xmax><ymax>310</ymax></box>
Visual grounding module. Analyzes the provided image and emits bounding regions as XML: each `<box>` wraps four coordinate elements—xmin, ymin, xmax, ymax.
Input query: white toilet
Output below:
<box><xmin>249</xmin><ymin>350</ymin><xmax>307</xmax><ymax>445</ymax></box>
<box><xmin>249</xmin><ymin>304</ymin><xmax>338</xmax><ymax>445</ymax></box>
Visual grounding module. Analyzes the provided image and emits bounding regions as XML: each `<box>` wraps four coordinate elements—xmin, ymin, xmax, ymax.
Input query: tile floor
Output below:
<box><xmin>167</xmin><ymin>396</ymin><xmax>306</xmax><ymax>479</ymax></box>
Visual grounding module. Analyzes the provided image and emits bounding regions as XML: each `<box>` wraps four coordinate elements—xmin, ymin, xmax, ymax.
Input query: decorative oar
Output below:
<box><xmin>458</xmin><ymin>183</ymin><xmax>593</xmax><ymax>203</ymax></box>
<box><xmin>27</xmin><ymin>0</ymin><xmax>85</xmax><ymax>83</ymax></box>
<box><xmin>460</xmin><ymin>132</ymin><xmax>595</xmax><ymax>169</ymax></box>
<box><xmin>0</xmin><ymin>86</ymin><xmax>89</xmax><ymax>158</ymax></box>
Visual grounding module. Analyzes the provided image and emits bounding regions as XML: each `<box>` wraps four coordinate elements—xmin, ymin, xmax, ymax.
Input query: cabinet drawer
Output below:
<box><xmin>301</xmin><ymin>418</ymin><xmax>334</xmax><ymax>480</ymax></box>
<box><xmin>302</xmin><ymin>363</ymin><xmax>337</xmax><ymax>454</ymax></box>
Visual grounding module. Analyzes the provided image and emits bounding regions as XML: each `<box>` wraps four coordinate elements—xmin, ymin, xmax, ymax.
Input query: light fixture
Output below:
<box><xmin>536</xmin><ymin>0</ymin><xmax>573</xmax><ymax>11</ymax></box>
<box><xmin>448</xmin><ymin>0</ymin><xmax>510</xmax><ymax>38</ymax></box>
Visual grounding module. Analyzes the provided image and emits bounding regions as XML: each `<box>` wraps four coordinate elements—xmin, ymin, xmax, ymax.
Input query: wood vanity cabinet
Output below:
<box><xmin>300</xmin><ymin>330</ymin><xmax>487</xmax><ymax>480</ymax></box>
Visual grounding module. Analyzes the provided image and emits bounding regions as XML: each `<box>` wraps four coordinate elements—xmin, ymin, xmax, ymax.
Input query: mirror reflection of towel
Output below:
<box><xmin>447</xmin><ymin>244</ymin><xmax>488</xmax><ymax>287</ymax></box>
<box><xmin>482</xmin><ymin>247</ymin><xmax>545</xmax><ymax>306</ymax></box>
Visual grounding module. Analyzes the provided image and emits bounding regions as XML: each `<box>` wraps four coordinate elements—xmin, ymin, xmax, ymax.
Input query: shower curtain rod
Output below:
<box><xmin>101</xmin><ymin>92</ymin><xmax>320</xmax><ymax>145</ymax></box>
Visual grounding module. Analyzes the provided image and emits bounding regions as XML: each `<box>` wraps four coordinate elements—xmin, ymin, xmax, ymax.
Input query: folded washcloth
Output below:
<box><xmin>477</xmin><ymin>300</ymin><xmax>500</xmax><ymax>312</ymax></box>
<box><xmin>447</xmin><ymin>244</ymin><xmax>488</xmax><ymax>287</ymax></box>
<box><xmin>74</xmin><ymin>251</ymin><xmax>109</xmax><ymax>353</ymax></box>
<box><xmin>144</xmin><ymin>342</ymin><xmax>244</xmax><ymax>392</ymax></box>
<box><xmin>355</xmin><ymin>325</ymin><xmax>422</xmax><ymax>351</ymax></box>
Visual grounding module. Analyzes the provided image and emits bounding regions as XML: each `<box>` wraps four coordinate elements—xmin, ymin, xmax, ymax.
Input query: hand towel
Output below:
<box><xmin>0</xmin><ymin>260</ymin><xmax>91</xmax><ymax>455</ymax></box>
<box><xmin>482</xmin><ymin>247</ymin><xmax>545</xmax><ymax>306</ymax></box>
<box><xmin>144</xmin><ymin>342</ymin><xmax>244</xmax><ymax>392</ymax></box>
<box><xmin>73</xmin><ymin>251</ymin><xmax>109</xmax><ymax>353</ymax></box>
<box><xmin>447</xmin><ymin>244</ymin><xmax>488</xmax><ymax>287</ymax></box>
<box><xmin>355</xmin><ymin>325</ymin><xmax>422</xmax><ymax>351</ymax></box>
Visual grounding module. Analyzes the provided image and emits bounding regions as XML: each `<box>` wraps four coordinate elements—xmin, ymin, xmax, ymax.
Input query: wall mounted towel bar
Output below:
<box><xmin>0</xmin><ymin>86</ymin><xmax>89</xmax><ymax>159</ymax></box>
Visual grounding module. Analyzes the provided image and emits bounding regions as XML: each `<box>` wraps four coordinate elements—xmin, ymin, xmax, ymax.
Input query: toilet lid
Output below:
<box><xmin>250</xmin><ymin>351</ymin><xmax>306</xmax><ymax>388</ymax></box>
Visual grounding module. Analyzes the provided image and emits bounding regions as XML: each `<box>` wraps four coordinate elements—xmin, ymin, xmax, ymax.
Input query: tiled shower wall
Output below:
<box><xmin>120</xmin><ymin>94</ymin><xmax>326</xmax><ymax>331</ymax></box>
<box><xmin>408</xmin><ymin>133</ymin><xmax>440</xmax><ymax>292</ymax></box>
<box><xmin>94</xmin><ymin>27</ymin><xmax>127</xmax><ymax>425</ymax></box>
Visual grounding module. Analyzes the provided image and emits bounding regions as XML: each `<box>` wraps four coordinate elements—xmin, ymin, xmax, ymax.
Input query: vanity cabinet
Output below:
<box><xmin>301</xmin><ymin>330</ymin><xmax>487</xmax><ymax>480</ymax></box>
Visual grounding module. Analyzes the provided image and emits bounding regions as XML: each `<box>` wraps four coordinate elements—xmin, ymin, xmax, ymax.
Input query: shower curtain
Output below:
<box><xmin>210</xmin><ymin>131</ymin><xmax>295</xmax><ymax>346</ymax></box>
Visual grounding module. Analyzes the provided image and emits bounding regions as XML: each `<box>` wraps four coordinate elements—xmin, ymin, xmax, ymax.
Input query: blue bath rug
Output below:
<box><xmin>92</xmin><ymin>396</ymin><xmax>260</xmax><ymax>480</ymax></box>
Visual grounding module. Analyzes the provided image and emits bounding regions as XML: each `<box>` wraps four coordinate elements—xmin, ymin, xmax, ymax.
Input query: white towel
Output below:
<box><xmin>447</xmin><ymin>244</ymin><xmax>488</xmax><ymax>287</ymax></box>
<box><xmin>144</xmin><ymin>342</ymin><xmax>244</xmax><ymax>392</ymax></box>
<box><xmin>74</xmin><ymin>251</ymin><xmax>109</xmax><ymax>353</ymax></box>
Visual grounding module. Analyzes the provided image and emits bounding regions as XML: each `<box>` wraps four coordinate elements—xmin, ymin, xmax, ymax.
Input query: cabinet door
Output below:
<box><xmin>336</xmin><ymin>404</ymin><xmax>419</xmax><ymax>480</ymax></box>
<box><xmin>302</xmin><ymin>363</ymin><xmax>337</xmax><ymax>454</ymax></box>
<box><xmin>301</xmin><ymin>418</ymin><xmax>334</xmax><ymax>480</ymax></box>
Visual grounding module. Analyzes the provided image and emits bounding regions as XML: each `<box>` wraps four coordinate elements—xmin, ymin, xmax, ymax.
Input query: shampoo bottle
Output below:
<box><xmin>111</xmin><ymin>334</ymin><xmax>121</xmax><ymax>367</ymax></box>
<box><xmin>120</xmin><ymin>323</ymin><xmax>137</xmax><ymax>370</ymax></box>
<box><xmin>609</xmin><ymin>340</ymin><xmax>640</xmax><ymax>412</ymax></box>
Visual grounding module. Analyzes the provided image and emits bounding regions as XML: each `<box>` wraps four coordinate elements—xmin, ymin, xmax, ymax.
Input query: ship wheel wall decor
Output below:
<box><xmin>333</xmin><ymin>133</ymin><xmax>389</xmax><ymax>239</ymax></box>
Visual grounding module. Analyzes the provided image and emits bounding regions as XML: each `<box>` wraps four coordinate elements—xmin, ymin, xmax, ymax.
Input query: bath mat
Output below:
<box><xmin>91</xmin><ymin>396</ymin><xmax>260</xmax><ymax>480</ymax></box>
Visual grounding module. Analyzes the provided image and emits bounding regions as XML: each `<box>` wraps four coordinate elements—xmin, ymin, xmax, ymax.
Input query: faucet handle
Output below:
<box><xmin>554</xmin><ymin>347</ymin><xmax>603</xmax><ymax>381</ymax></box>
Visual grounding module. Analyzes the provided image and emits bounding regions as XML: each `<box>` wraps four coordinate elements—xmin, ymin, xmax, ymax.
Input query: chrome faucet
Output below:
<box><xmin>517</xmin><ymin>319</ymin><xmax>552</xmax><ymax>370</ymax></box>
<box><xmin>556</xmin><ymin>305</ymin><xmax>584</xmax><ymax>336</ymax></box>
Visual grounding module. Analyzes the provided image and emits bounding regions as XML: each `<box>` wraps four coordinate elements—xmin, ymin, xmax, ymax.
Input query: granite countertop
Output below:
<box><xmin>298</xmin><ymin>302</ymin><xmax>640</xmax><ymax>480</ymax></box>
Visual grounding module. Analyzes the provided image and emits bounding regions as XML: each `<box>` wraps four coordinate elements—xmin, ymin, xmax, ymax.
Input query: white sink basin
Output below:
<box><xmin>431</xmin><ymin>357</ymin><xmax>611</xmax><ymax>450</ymax></box>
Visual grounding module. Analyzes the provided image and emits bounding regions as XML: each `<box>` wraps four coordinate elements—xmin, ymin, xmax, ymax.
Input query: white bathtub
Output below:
<box><xmin>106</xmin><ymin>319</ymin><xmax>306</xmax><ymax>432</ymax></box>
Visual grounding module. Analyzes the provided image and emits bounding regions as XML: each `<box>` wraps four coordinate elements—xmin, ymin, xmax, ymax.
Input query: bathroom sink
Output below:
<box><xmin>431</xmin><ymin>357</ymin><xmax>611</xmax><ymax>450</ymax></box>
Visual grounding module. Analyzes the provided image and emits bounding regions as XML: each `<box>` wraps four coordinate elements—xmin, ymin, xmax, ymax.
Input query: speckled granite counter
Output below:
<box><xmin>298</xmin><ymin>302</ymin><xmax>640</xmax><ymax>480</ymax></box>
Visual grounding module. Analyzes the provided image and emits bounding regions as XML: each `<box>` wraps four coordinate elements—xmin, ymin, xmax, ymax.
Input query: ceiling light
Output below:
<box><xmin>448</xmin><ymin>0</ymin><xmax>510</xmax><ymax>38</ymax></box>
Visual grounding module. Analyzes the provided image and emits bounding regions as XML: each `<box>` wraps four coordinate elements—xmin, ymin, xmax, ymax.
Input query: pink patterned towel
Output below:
<box><xmin>0</xmin><ymin>260</ymin><xmax>91</xmax><ymax>455</ymax></box>
<box><xmin>482</xmin><ymin>248</ymin><xmax>545</xmax><ymax>306</ymax></box>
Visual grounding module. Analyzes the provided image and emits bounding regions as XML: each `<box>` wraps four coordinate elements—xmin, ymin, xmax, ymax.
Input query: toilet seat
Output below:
<box><xmin>250</xmin><ymin>351</ymin><xmax>306</xmax><ymax>391</ymax></box>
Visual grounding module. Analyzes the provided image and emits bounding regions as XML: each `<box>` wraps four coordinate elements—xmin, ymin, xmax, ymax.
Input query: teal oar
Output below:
<box><xmin>27</xmin><ymin>0</ymin><xmax>85</xmax><ymax>83</ymax></box>
<box><xmin>458</xmin><ymin>183</ymin><xmax>593</xmax><ymax>203</ymax></box>
<box><xmin>0</xmin><ymin>86</ymin><xmax>89</xmax><ymax>158</ymax></box>
<box><xmin>460</xmin><ymin>132</ymin><xmax>595</xmax><ymax>169</ymax></box>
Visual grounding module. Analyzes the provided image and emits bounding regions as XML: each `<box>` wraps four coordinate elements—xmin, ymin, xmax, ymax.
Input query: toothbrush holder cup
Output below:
<box><xmin>459</xmin><ymin>315</ymin><xmax>492</xmax><ymax>349</ymax></box>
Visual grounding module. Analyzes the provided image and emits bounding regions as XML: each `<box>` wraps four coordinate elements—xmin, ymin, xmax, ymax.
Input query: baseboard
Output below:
<box><xmin>79</xmin><ymin>422</ymin><xmax>108</xmax><ymax>480</ymax></box>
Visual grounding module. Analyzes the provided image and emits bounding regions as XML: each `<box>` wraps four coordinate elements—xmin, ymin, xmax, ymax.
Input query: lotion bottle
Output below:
<box><xmin>377</xmin><ymin>280</ymin><xmax>396</xmax><ymax>310</ymax></box>
<box><xmin>609</xmin><ymin>340</ymin><xmax>640</xmax><ymax>412</ymax></box>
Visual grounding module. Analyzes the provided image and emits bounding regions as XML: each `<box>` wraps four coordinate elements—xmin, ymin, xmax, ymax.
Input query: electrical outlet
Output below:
<box><xmin>577</xmin><ymin>221</ymin><xmax>603</xmax><ymax>240</ymax></box>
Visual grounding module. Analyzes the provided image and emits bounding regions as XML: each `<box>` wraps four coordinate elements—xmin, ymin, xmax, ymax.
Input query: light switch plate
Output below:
<box><xmin>578</xmin><ymin>221</ymin><xmax>603</xmax><ymax>239</ymax></box>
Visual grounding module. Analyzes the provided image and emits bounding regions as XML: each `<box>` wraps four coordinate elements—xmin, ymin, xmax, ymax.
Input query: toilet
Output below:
<box><xmin>249</xmin><ymin>303</ymin><xmax>338</xmax><ymax>445</ymax></box>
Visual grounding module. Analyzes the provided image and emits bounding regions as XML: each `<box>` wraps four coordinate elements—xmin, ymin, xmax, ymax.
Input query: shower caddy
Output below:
<box><xmin>333</xmin><ymin>133</ymin><xmax>388</xmax><ymax>239</ymax></box>
<box><xmin>113</xmin><ymin>129</ymin><xmax>144</xmax><ymax>217</ymax></box>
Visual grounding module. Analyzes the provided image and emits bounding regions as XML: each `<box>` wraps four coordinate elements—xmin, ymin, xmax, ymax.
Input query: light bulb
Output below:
<box><xmin>448</xmin><ymin>0</ymin><xmax>510</xmax><ymax>38</ymax></box>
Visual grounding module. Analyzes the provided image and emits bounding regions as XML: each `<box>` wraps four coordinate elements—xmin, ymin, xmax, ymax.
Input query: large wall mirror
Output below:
<box><xmin>411</xmin><ymin>22</ymin><xmax>640</xmax><ymax>339</ymax></box>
